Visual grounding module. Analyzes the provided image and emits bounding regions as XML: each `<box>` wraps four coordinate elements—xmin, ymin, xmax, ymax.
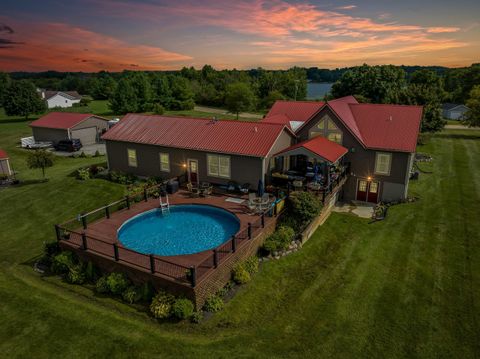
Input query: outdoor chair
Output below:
<box><xmin>240</xmin><ymin>183</ymin><xmax>251</xmax><ymax>194</ymax></box>
<box><xmin>200</xmin><ymin>183</ymin><xmax>213</xmax><ymax>197</ymax></box>
<box><xmin>260</xmin><ymin>193</ymin><xmax>270</xmax><ymax>211</ymax></box>
<box><xmin>187</xmin><ymin>182</ymin><xmax>201</xmax><ymax>197</ymax></box>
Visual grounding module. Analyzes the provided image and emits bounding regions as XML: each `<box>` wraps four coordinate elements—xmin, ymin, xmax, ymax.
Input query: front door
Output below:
<box><xmin>187</xmin><ymin>159</ymin><xmax>198</xmax><ymax>184</ymax></box>
<box><xmin>356</xmin><ymin>179</ymin><xmax>380</xmax><ymax>203</ymax></box>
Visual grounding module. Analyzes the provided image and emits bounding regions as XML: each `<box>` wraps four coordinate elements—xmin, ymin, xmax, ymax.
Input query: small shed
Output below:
<box><xmin>30</xmin><ymin>112</ymin><xmax>109</xmax><ymax>145</ymax></box>
<box><xmin>0</xmin><ymin>149</ymin><xmax>12</xmax><ymax>177</ymax></box>
<box><xmin>442</xmin><ymin>103</ymin><xmax>470</xmax><ymax>120</ymax></box>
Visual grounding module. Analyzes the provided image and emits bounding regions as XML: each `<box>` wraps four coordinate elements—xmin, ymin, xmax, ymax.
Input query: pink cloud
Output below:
<box><xmin>336</xmin><ymin>5</ymin><xmax>357</xmax><ymax>10</ymax></box>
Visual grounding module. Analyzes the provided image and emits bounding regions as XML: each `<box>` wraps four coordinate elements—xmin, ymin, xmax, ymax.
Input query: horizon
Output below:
<box><xmin>1</xmin><ymin>0</ymin><xmax>479</xmax><ymax>72</ymax></box>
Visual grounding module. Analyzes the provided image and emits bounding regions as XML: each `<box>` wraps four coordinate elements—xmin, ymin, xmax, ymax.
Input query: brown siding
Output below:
<box><xmin>297</xmin><ymin>107</ymin><xmax>411</xmax><ymax>202</ymax></box>
<box><xmin>106</xmin><ymin>140</ymin><xmax>264</xmax><ymax>186</ymax></box>
<box><xmin>264</xmin><ymin>129</ymin><xmax>294</xmax><ymax>174</ymax></box>
<box><xmin>72</xmin><ymin>116</ymin><xmax>109</xmax><ymax>133</ymax></box>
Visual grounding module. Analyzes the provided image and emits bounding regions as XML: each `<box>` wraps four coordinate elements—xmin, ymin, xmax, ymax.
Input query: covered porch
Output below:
<box><xmin>268</xmin><ymin>136</ymin><xmax>349</xmax><ymax>201</ymax></box>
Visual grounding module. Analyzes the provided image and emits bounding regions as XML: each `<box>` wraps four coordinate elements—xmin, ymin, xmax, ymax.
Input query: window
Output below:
<box><xmin>327</xmin><ymin>132</ymin><xmax>342</xmax><ymax>144</ymax></box>
<box><xmin>269</xmin><ymin>157</ymin><xmax>275</xmax><ymax>171</ymax></box>
<box><xmin>127</xmin><ymin>149</ymin><xmax>137</xmax><ymax>167</ymax></box>
<box><xmin>327</xmin><ymin>119</ymin><xmax>339</xmax><ymax>130</ymax></box>
<box><xmin>358</xmin><ymin>180</ymin><xmax>367</xmax><ymax>192</ymax></box>
<box><xmin>374</xmin><ymin>152</ymin><xmax>392</xmax><ymax>175</ymax></box>
<box><xmin>159</xmin><ymin>153</ymin><xmax>170</xmax><ymax>172</ymax></box>
<box><xmin>316</xmin><ymin>120</ymin><xmax>325</xmax><ymax>130</ymax></box>
<box><xmin>207</xmin><ymin>154</ymin><xmax>230</xmax><ymax>178</ymax></box>
<box><xmin>369</xmin><ymin>181</ymin><xmax>378</xmax><ymax>193</ymax></box>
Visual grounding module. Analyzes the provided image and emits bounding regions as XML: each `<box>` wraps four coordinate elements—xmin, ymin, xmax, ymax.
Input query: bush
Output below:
<box><xmin>94</xmin><ymin>150</ymin><xmax>101</xmax><ymax>157</ymax></box>
<box><xmin>172</xmin><ymin>298</ymin><xmax>194</xmax><ymax>320</ymax></box>
<box><xmin>203</xmin><ymin>294</ymin><xmax>224</xmax><ymax>312</ymax></box>
<box><xmin>232</xmin><ymin>264</ymin><xmax>251</xmax><ymax>284</ymax></box>
<box><xmin>51</xmin><ymin>251</ymin><xmax>76</xmax><ymax>275</ymax></box>
<box><xmin>288</xmin><ymin>191</ymin><xmax>322</xmax><ymax>224</ymax></box>
<box><xmin>76</xmin><ymin>168</ymin><xmax>90</xmax><ymax>180</ymax></box>
<box><xmin>106</xmin><ymin>273</ymin><xmax>130</xmax><ymax>295</ymax></box>
<box><xmin>79</xmin><ymin>151</ymin><xmax>87</xmax><ymax>158</ymax></box>
<box><xmin>44</xmin><ymin>241</ymin><xmax>60</xmax><ymax>258</ymax></box>
<box><xmin>153</xmin><ymin>103</ymin><xmax>165</xmax><ymax>115</ymax></box>
<box><xmin>190</xmin><ymin>311</ymin><xmax>203</xmax><ymax>324</ymax></box>
<box><xmin>217</xmin><ymin>280</ymin><xmax>235</xmax><ymax>297</ymax></box>
<box><xmin>66</xmin><ymin>264</ymin><xmax>86</xmax><ymax>284</ymax></box>
<box><xmin>122</xmin><ymin>286</ymin><xmax>142</xmax><ymax>304</ymax></box>
<box><xmin>95</xmin><ymin>276</ymin><xmax>110</xmax><ymax>293</ymax></box>
<box><xmin>84</xmin><ymin>261</ymin><xmax>98</xmax><ymax>282</ymax></box>
<box><xmin>243</xmin><ymin>256</ymin><xmax>259</xmax><ymax>275</ymax></box>
<box><xmin>263</xmin><ymin>225</ymin><xmax>295</xmax><ymax>253</ymax></box>
<box><xmin>417</xmin><ymin>132</ymin><xmax>432</xmax><ymax>145</ymax></box>
<box><xmin>150</xmin><ymin>291</ymin><xmax>175</xmax><ymax>319</ymax></box>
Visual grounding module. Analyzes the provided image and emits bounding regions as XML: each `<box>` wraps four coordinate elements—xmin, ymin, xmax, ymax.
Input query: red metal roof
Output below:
<box><xmin>30</xmin><ymin>112</ymin><xmax>103</xmax><ymax>130</ymax></box>
<box><xmin>264</xmin><ymin>100</ymin><xmax>324</xmax><ymax>124</ymax></box>
<box><xmin>102</xmin><ymin>114</ymin><xmax>289</xmax><ymax>157</ymax></box>
<box><xmin>0</xmin><ymin>149</ymin><xmax>8</xmax><ymax>160</ymax></box>
<box><xmin>275</xmin><ymin>136</ymin><xmax>348</xmax><ymax>163</ymax></box>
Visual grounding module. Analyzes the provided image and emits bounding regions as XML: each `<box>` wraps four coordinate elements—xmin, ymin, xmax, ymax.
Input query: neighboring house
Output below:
<box><xmin>0</xmin><ymin>149</ymin><xmax>13</xmax><ymax>177</ymax></box>
<box><xmin>103</xmin><ymin>96</ymin><xmax>422</xmax><ymax>204</ymax></box>
<box><xmin>442</xmin><ymin>103</ymin><xmax>469</xmax><ymax>120</ymax></box>
<box><xmin>102</xmin><ymin>115</ymin><xmax>294</xmax><ymax>187</ymax></box>
<box><xmin>262</xmin><ymin>96</ymin><xmax>422</xmax><ymax>203</ymax></box>
<box><xmin>30</xmin><ymin>112</ymin><xmax>109</xmax><ymax>145</ymax></box>
<box><xmin>39</xmin><ymin>90</ymin><xmax>82</xmax><ymax>109</ymax></box>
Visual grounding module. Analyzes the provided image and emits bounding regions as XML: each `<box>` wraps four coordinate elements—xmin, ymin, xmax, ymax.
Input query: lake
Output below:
<box><xmin>307</xmin><ymin>82</ymin><xmax>333</xmax><ymax>100</ymax></box>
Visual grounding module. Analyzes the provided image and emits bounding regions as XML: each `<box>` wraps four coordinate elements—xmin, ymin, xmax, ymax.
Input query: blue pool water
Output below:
<box><xmin>118</xmin><ymin>205</ymin><xmax>240</xmax><ymax>256</ymax></box>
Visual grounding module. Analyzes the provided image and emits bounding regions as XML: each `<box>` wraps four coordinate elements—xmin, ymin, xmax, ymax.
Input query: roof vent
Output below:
<box><xmin>254</xmin><ymin>126</ymin><xmax>258</xmax><ymax>133</ymax></box>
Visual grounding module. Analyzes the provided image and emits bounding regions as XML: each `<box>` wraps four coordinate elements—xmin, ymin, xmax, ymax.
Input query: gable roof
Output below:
<box><xmin>102</xmin><ymin>114</ymin><xmax>291</xmax><ymax>158</ymax></box>
<box><xmin>268</xmin><ymin>96</ymin><xmax>422</xmax><ymax>153</ymax></box>
<box><xmin>30</xmin><ymin>112</ymin><xmax>106</xmax><ymax>130</ymax></box>
<box><xmin>44</xmin><ymin>91</ymin><xmax>82</xmax><ymax>100</ymax></box>
<box><xmin>0</xmin><ymin>149</ymin><xmax>8</xmax><ymax>160</ymax></box>
<box><xmin>275</xmin><ymin>136</ymin><xmax>348</xmax><ymax>163</ymax></box>
<box><xmin>262</xmin><ymin>100</ymin><xmax>324</xmax><ymax>130</ymax></box>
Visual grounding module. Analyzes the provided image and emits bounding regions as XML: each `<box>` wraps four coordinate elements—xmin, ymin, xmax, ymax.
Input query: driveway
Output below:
<box><xmin>51</xmin><ymin>143</ymin><xmax>106</xmax><ymax>157</ymax></box>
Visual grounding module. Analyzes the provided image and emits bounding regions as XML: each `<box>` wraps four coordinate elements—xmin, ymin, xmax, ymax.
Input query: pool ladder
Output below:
<box><xmin>159</xmin><ymin>194</ymin><xmax>170</xmax><ymax>214</ymax></box>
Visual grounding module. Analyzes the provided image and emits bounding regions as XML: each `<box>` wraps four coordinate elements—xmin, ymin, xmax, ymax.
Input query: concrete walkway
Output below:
<box><xmin>194</xmin><ymin>105</ymin><xmax>264</xmax><ymax>120</ymax></box>
<box><xmin>333</xmin><ymin>202</ymin><xmax>374</xmax><ymax>219</ymax></box>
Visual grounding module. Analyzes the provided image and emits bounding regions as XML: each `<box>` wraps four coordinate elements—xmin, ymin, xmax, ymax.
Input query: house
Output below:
<box><xmin>103</xmin><ymin>96</ymin><xmax>422</xmax><ymax>204</ymax></box>
<box><xmin>442</xmin><ymin>103</ymin><xmax>469</xmax><ymax>120</ymax></box>
<box><xmin>263</xmin><ymin>96</ymin><xmax>422</xmax><ymax>203</ymax></box>
<box><xmin>102</xmin><ymin>114</ymin><xmax>294</xmax><ymax>187</ymax></box>
<box><xmin>39</xmin><ymin>90</ymin><xmax>82</xmax><ymax>109</ymax></box>
<box><xmin>30</xmin><ymin>112</ymin><xmax>109</xmax><ymax>145</ymax></box>
<box><xmin>0</xmin><ymin>149</ymin><xmax>13</xmax><ymax>177</ymax></box>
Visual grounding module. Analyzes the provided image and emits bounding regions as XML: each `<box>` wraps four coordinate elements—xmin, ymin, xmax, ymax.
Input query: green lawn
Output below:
<box><xmin>0</xmin><ymin>119</ymin><xmax>479</xmax><ymax>357</ymax></box>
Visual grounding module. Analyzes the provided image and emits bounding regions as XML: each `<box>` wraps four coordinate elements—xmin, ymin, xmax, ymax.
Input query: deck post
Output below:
<box><xmin>232</xmin><ymin>235</ymin><xmax>236</xmax><ymax>252</ymax></box>
<box><xmin>113</xmin><ymin>243</ymin><xmax>119</xmax><ymax>261</ymax></box>
<box><xmin>105</xmin><ymin>205</ymin><xmax>110</xmax><ymax>219</ymax></box>
<box><xmin>144</xmin><ymin>188</ymin><xmax>148</xmax><ymax>202</ymax></box>
<box><xmin>190</xmin><ymin>266</ymin><xmax>197</xmax><ymax>287</ymax></box>
<box><xmin>81</xmin><ymin>213</ymin><xmax>87</xmax><ymax>229</ymax></box>
<box><xmin>261</xmin><ymin>213</ymin><xmax>265</xmax><ymax>228</ymax></box>
<box><xmin>81</xmin><ymin>232</ymin><xmax>87</xmax><ymax>250</ymax></box>
<box><xmin>54</xmin><ymin>224</ymin><xmax>61</xmax><ymax>241</ymax></box>
<box><xmin>213</xmin><ymin>249</ymin><xmax>219</xmax><ymax>268</ymax></box>
<box><xmin>149</xmin><ymin>254</ymin><xmax>155</xmax><ymax>274</ymax></box>
<box><xmin>248</xmin><ymin>223</ymin><xmax>252</xmax><ymax>239</ymax></box>
<box><xmin>125</xmin><ymin>196</ymin><xmax>130</xmax><ymax>209</ymax></box>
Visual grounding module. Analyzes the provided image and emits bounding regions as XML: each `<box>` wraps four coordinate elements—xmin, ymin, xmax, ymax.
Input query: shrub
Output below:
<box><xmin>232</xmin><ymin>263</ymin><xmax>251</xmax><ymax>284</ymax></box>
<box><xmin>417</xmin><ymin>132</ymin><xmax>432</xmax><ymax>145</ymax></box>
<box><xmin>243</xmin><ymin>256</ymin><xmax>259</xmax><ymax>275</ymax></box>
<box><xmin>95</xmin><ymin>276</ymin><xmax>110</xmax><ymax>293</ymax></box>
<box><xmin>44</xmin><ymin>241</ymin><xmax>60</xmax><ymax>258</ymax></box>
<box><xmin>122</xmin><ymin>286</ymin><xmax>142</xmax><ymax>304</ymax></box>
<box><xmin>203</xmin><ymin>294</ymin><xmax>224</xmax><ymax>312</ymax></box>
<box><xmin>93</xmin><ymin>150</ymin><xmax>101</xmax><ymax>157</ymax></box>
<box><xmin>66</xmin><ymin>264</ymin><xmax>86</xmax><ymax>284</ymax></box>
<box><xmin>84</xmin><ymin>261</ymin><xmax>98</xmax><ymax>282</ymax></box>
<box><xmin>288</xmin><ymin>191</ymin><xmax>322</xmax><ymax>224</ymax></box>
<box><xmin>217</xmin><ymin>280</ymin><xmax>235</xmax><ymax>297</ymax></box>
<box><xmin>153</xmin><ymin>103</ymin><xmax>165</xmax><ymax>115</ymax></box>
<box><xmin>172</xmin><ymin>298</ymin><xmax>194</xmax><ymax>320</ymax></box>
<box><xmin>190</xmin><ymin>311</ymin><xmax>203</xmax><ymax>324</ymax></box>
<box><xmin>89</xmin><ymin>164</ymin><xmax>99</xmax><ymax>175</ymax></box>
<box><xmin>79</xmin><ymin>151</ymin><xmax>87</xmax><ymax>158</ymax></box>
<box><xmin>150</xmin><ymin>291</ymin><xmax>175</xmax><ymax>319</ymax></box>
<box><xmin>51</xmin><ymin>251</ymin><xmax>76</xmax><ymax>274</ymax></box>
<box><xmin>76</xmin><ymin>168</ymin><xmax>90</xmax><ymax>180</ymax></box>
<box><xmin>263</xmin><ymin>225</ymin><xmax>295</xmax><ymax>253</ymax></box>
<box><xmin>106</xmin><ymin>273</ymin><xmax>130</xmax><ymax>295</ymax></box>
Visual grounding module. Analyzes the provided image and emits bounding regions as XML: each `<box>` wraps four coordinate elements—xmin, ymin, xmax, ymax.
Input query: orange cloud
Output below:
<box><xmin>0</xmin><ymin>21</ymin><xmax>192</xmax><ymax>71</ymax></box>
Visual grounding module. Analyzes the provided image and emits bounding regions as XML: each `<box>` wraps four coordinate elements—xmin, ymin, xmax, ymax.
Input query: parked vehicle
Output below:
<box><xmin>21</xmin><ymin>136</ymin><xmax>52</xmax><ymax>149</ymax></box>
<box><xmin>54</xmin><ymin>139</ymin><xmax>82</xmax><ymax>152</ymax></box>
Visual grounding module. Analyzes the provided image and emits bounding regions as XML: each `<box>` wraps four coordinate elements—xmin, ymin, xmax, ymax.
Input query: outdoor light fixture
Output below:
<box><xmin>182</xmin><ymin>163</ymin><xmax>187</xmax><ymax>168</ymax></box>
<box><xmin>367</xmin><ymin>176</ymin><xmax>372</xmax><ymax>181</ymax></box>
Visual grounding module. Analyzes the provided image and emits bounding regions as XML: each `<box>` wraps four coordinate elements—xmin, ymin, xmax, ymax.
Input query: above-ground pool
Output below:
<box><xmin>117</xmin><ymin>205</ymin><xmax>240</xmax><ymax>256</ymax></box>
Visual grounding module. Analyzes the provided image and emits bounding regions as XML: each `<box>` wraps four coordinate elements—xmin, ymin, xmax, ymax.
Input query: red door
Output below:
<box><xmin>356</xmin><ymin>180</ymin><xmax>380</xmax><ymax>203</ymax></box>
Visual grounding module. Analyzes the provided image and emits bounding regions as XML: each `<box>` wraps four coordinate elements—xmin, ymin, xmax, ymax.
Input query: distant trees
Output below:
<box><xmin>0</xmin><ymin>72</ymin><xmax>11</xmax><ymax>107</ymax></box>
<box><xmin>109</xmin><ymin>77</ymin><xmax>138</xmax><ymax>114</ymax></box>
<box><xmin>463</xmin><ymin>85</ymin><xmax>480</xmax><ymax>127</ymax></box>
<box><xmin>225</xmin><ymin>82</ymin><xmax>255</xmax><ymax>119</ymax></box>
<box><xmin>26</xmin><ymin>150</ymin><xmax>54</xmax><ymax>178</ymax></box>
<box><xmin>4</xmin><ymin>80</ymin><xmax>46</xmax><ymax>119</ymax></box>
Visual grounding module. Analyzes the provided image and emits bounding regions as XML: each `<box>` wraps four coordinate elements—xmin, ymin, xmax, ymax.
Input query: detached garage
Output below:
<box><xmin>30</xmin><ymin>112</ymin><xmax>109</xmax><ymax>145</ymax></box>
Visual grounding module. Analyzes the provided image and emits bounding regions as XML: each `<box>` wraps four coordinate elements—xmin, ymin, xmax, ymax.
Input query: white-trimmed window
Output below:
<box><xmin>127</xmin><ymin>149</ymin><xmax>137</xmax><ymax>167</ymax></box>
<box><xmin>207</xmin><ymin>154</ymin><xmax>230</xmax><ymax>178</ymax></box>
<box><xmin>159</xmin><ymin>153</ymin><xmax>170</xmax><ymax>172</ymax></box>
<box><xmin>327</xmin><ymin>132</ymin><xmax>342</xmax><ymax>144</ymax></box>
<box><xmin>375</xmin><ymin>152</ymin><xmax>392</xmax><ymax>175</ymax></box>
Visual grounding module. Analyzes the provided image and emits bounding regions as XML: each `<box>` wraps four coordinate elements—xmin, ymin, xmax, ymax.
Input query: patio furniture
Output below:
<box><xmin>260</xmin><ymin>193</ymin><xmax>270</xmax><ymax>211</ymax></box>
<box><xmin>240</xmin><ymin>183</ymin><xmax>250</xmax><ymax>194</ymax></box>
<box><xmin>292</xmin><ymin>179</ymin><xmax>304</xmax><ymax>191</ymax></box>
<box><xmin>227</xmin><ymin>181</ymin><xmax>239</xmax><ymax>192</ymax></box>
<box><xmin>200</xmin><ymin>182</ymin><xmax>213</xmax><ymax>197</ymax></box>
<box><xmin>187</xmin><ymin>182</ymin><xmax>201</xmax><ymax>197</ymax></box>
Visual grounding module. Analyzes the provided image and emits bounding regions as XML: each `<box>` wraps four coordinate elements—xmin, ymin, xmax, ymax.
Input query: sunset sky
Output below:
<box><xmin>1</xmin><ymin>0</ymin><xmax>479</xmax><ymax>72</ymax></box>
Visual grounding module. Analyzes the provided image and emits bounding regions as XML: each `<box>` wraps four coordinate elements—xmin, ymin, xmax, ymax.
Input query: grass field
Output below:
<box><xmin>0</xmin><ymin>116</ymin><xmax>479</xmax><ymax>357</ymax></box>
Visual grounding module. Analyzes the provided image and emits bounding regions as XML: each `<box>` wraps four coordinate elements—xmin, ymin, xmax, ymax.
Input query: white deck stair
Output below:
<box><xmin>159</xmin><ymin>194</ymin><xmax>170</xmax><ymax>214</ymax></box>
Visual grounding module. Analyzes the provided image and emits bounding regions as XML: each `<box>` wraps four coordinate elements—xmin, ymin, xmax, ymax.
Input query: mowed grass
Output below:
<box><xmin>0</xmin><ymin>119</ymin><xmax>479</xmax><ymax>358</ymax></box>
